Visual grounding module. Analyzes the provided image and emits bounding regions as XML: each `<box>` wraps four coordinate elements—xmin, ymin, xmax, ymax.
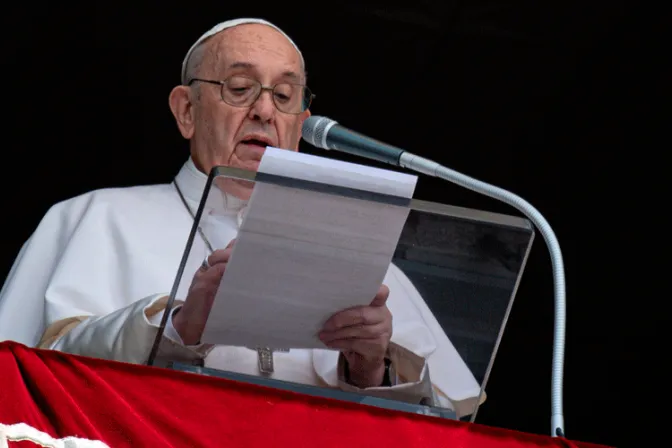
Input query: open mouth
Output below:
<box><xmin>240</xmin><ymin>139</ymin><xmax>271</xmax><ymax>147</ymax></box>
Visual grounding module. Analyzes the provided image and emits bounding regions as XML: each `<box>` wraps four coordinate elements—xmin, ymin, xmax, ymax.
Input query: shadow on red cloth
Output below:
<box><xmin>0</xmin><ymin>342</ymin><xmax>610</xmax><ymax>448</ymax></box>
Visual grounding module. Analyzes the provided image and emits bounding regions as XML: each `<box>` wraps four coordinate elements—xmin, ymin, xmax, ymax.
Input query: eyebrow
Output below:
<box><xmin>227</xmin><ymin>61</ymin><xmax>303</xmax><ymax>82</ymax></box>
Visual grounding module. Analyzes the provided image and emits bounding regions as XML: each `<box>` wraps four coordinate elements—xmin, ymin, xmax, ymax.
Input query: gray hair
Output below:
<box><xmin>183</xmin><ymin>41</ymin><xmax>209</xmax><ymax>100</ymax></box>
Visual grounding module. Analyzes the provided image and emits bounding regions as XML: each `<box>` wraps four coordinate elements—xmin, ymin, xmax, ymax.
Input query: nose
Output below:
<box><xmin>248</xmin><ymin>89</ymin><xmax>276</xmax><ymax>123</ymax></box>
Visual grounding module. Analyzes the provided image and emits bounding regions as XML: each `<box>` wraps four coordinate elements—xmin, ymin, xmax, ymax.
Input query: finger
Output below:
<box><xmin>194</xmin><ymin>260</ymin><xmax>228</xmax><ymax>285</ymax></box>
<box><xmin>370</xmin><ymin>284</ymin><xmax>390</xmax><ymax>307</ymax></box>
<box><xmin>319</xmin><ymin>322</ymin><xmax>390</xmax><ymax>343</ymax></box>
<box><xmin>322</xmin><ymin>306</ymin><xmax>387</xmax><ymax>331</ymax></box>
<box><xmin>226</xmin><ymin>238</ymin><xmax>237</xmax><ymax>249</ymax></box>
<box><xmin>207</xmin><ymin>247</ymin><xmax>233</xmax><ymax>266</ymax></box>
<box><xmin>206</xmin><ymin>261</ymin><xmax>228</xmax><ymax>279</ymax></box>
<box><xmin>324</xmin><ymin>337</ymin><xmax>387</xmax><ymax>359</ymax></box>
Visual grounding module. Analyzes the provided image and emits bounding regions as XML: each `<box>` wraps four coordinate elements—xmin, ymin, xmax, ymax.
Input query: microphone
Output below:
<box><xmin>301</xmin><ymin>116</ymin><xmax>405</xmax><ymax>166</ymax></box>
<box><xmin>302</xmin><ymin>114</ymin><xmax>567</xmax><ymax>438</ymax></box>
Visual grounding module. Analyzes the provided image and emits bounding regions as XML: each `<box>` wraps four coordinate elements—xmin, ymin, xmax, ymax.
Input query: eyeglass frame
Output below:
<box><xmin>187</xmin><ymin>75</ymin><xmax>315</xmax><ymax>114</ymax></box>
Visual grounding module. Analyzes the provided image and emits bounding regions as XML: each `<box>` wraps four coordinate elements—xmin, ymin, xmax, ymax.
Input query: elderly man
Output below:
<box><xmin>0</xmin><ymin>18</ymin><xmax>481</xmax><ymax>416</ymax></box>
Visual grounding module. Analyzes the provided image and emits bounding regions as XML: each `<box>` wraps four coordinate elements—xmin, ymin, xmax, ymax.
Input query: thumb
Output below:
<box><xmin>226</xmin><ymin>238</ymin><xmax>237</xmax><ymax>249</ymax></box>
<box><xmin>370</xmin><ymin>284</ymin><xmax>390</xmax><ymax>307</ymax></box>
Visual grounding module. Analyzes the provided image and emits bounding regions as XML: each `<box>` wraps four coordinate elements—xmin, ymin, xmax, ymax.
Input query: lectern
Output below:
<box><xmin>148</xmin><ymin>164</ymin><xmax>534</xmax><ymax>422</ymax></box>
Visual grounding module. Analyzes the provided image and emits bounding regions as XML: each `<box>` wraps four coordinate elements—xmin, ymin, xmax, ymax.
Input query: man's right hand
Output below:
<box><xmin>172</xmin><ymin>239</ymin><xmax>236</xmax><ymax>345</ymax></box>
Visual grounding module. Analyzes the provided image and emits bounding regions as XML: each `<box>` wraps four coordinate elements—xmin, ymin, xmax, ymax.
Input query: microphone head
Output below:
<box><xmin>302</xmin><ymin>115</ymin><xmax>337</xmax><ymax>149</ymax></box>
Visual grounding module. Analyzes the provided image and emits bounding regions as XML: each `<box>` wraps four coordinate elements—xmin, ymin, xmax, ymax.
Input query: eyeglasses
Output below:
<box><xmin>188</xmin><ymin>75</ymin><xmax>315</xmax><ymax>114</ymax></box>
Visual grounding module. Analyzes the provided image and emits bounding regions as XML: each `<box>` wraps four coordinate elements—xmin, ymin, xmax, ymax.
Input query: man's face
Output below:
<box><xmin>186</xmin><ymin>24</ymin><xmax>309</xmax><ymax>179</ymax></box>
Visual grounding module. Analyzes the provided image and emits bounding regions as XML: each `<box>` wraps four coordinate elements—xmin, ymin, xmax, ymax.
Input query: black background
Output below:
<box><xmin>1</xmin><ymin>2</ymin><xmax>663</xmax><ymax>446</ymax></box>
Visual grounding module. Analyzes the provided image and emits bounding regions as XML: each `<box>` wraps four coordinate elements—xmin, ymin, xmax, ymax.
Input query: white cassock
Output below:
<box><xmin>0</xmin><ymin>158</ymin><xmax>483</xmax><ymax>417</ymax></box>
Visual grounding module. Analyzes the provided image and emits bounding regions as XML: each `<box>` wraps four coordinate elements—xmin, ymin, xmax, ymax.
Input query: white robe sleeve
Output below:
<box><xmin>48</xmin><ymin>295</ymin><xmax>210</xmax><ymax>364</ymax></box>
<box><xmin>386</xmin><ymin>264</ymin><xmax>484</xmax><ymax>417</ymax></box>
<box><xmin>0</xmin><ymin>190</ymin><xmax>209</xmax><ymax>365</ymax></box>
<box><xmin>0</xmin><ymin>201</ymin><xmax>81</xmax><ymax>346</ymax></box>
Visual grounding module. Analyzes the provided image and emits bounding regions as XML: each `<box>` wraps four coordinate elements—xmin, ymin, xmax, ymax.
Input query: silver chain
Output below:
<box><xmin>173</xmin><ymin>180</ymin><xmax>215</xmax><ymax>254</ymax></box>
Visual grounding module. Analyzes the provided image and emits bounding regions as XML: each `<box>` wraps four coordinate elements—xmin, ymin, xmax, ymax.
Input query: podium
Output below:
<box><xmin>148</xmin><ymin>162</ymin><xmax>535</xmax><ymax>422</ymax></box>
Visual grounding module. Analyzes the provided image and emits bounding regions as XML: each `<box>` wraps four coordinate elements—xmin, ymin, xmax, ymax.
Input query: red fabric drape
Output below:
<box><xmin>0</xmin><ymin>342</ymin><xmax>609</xmax><ymax>447</ymax></box>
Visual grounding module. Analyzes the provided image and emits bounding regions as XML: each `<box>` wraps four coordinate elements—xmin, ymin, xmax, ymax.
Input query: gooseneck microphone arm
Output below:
<box><xmin>302</xmin><ymin>116</ymin><xmax>566</xmax><ymax>438</ymax></box>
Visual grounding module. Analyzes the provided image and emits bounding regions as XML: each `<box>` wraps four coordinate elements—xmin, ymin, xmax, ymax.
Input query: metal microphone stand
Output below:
<box><xmin>399</xmin><ymin>152</ymin><xmax>567</xmax><ymax>438</ymax></box>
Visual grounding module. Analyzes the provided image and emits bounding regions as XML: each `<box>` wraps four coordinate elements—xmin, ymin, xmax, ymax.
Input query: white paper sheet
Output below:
<box><xmin>200</xmin><ymin>147</ymin><xmax>418</xmax><ymax>349</ymax></box>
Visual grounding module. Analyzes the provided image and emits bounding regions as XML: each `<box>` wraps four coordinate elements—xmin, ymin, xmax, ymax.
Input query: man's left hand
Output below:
<box><xmin>318</xmin><ymin>284</ymin><xmax>392</xmax><ymax>388</ymax></box>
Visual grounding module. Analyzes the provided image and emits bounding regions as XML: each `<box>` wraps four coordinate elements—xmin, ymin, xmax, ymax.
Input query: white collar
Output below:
<box><xmin>173</xmin><ymin>158</ymin><xmax>248</xmax><ymax>213</ymax></box>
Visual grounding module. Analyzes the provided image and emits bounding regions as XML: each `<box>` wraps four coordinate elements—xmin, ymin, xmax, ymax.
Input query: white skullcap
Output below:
<box><xmin>181</xmin><ymin>18</ymin><xmax>304</xmax><ymax>85</ymax></box>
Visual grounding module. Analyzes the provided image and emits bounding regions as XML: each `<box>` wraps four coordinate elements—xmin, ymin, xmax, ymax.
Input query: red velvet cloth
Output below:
<box><xmin>0</xmin><ymin>342</ymin><xmax>609</xmax><ymax>448</ymax></box>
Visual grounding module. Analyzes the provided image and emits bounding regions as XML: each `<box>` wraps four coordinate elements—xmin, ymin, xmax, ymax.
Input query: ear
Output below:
<box><xmin>169</xmin><ymin>85</ymin><xmax>196</xmax><ymax>139</ymax></box>
<box><xmin>293</xmin><ymin>108</ymin><xmax>311</xmax><ymax>151</ymax></box>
